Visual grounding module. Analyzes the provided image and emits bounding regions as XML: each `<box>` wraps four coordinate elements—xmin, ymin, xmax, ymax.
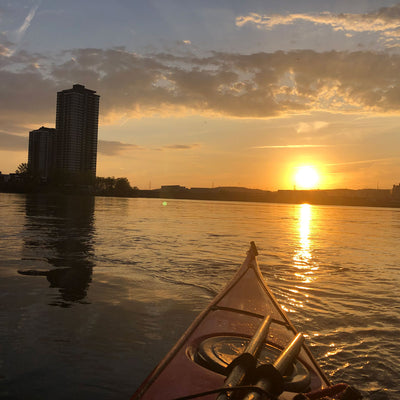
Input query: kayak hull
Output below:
<box><xmin>132</xmin><ymin>242</ymin><xmax>330</xmax><ymax>399</ymax></box>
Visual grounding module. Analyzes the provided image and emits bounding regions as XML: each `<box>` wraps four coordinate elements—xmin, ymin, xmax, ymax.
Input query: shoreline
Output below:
<box><xmin>1</xmin><ymin>186</ymin><xmax>400</xmax><ymax>208</ymax></box>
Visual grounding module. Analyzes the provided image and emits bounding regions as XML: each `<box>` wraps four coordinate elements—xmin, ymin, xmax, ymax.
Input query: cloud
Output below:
<box><xmin>326</xmin><ymin>157</ymin><xmax>397</xmax><ymax>167</ymax></box>
<box><xmin>161</xmin><ymin>144</ymin><xmax>200</xmax><ymax>150</ymax></box>
<box><xmin>325</xmin><ymin>157</ymin><xmax>398</xmax><ymax>174</ymax></box>
<box><xmin>296</xmin><ymin>121</ymin><xmax>329</xmax><ymax>134</ymax></box>
<box><xmin>5</xmin><ymin>1</ymin><xmax>41</xmax><ymax>55</ymax></box>
<box><xmin>16</xmin><ymin>3</ymin><xmax>40</xmax><ymax>40</ymax></box>
<box><xmin>98</xmin><ymin>140</ymin><xmax>199</xmax><ymax>155</ymax></box>
<box><xmin>98</xmin><ymin>140</ymin><xmax>142</xmax><ymax>155</ymax></box>
<box><xmin>0</xmin><ymin>131</ymin><xmax>28</xmax><ymax>151</ymax></box>
<box><xmin>236</xmin><ymin>4</ymin><xmax>400</xmax><ymax>47</ymax></box>
<box><xmin>254</xmin><ymin>144</ymin><xmax>332</xmax><ymax>149</ymax></box>
<box><xmin>0</xmin><ymin>44</ymin><xmax>12</xmax><ymax>57</ymax></box>
<box><xmin>0</xmin><ymin>33</ymin><xmax>13</xmax><ymax>57</ymax></box>
<box><xmin>2</xmin><ymin>46</ymin><xmax>400</xmax><ymax>133</ymax></box>
<box><xmin>0</xmin><ymin>70</ymin><xmax>58</xmax><ymax>129</ymax></box>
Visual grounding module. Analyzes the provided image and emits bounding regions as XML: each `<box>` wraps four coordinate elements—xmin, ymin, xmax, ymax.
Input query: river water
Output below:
<box><xmin>0</xmin><ymin>193</ymin><xmax>399</xmax><ymax>399</ymax></box>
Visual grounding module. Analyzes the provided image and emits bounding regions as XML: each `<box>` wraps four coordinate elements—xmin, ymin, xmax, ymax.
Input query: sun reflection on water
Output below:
<box><xmin>293</xmin><ymin>204</ymin><xmax>318</xmax><ymax>283</ymax></box>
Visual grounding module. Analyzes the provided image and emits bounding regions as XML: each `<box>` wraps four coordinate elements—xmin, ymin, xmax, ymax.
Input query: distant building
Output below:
<box><xmin>160</xmin><ymin>185</ymin><xmax>188</xmax><ymax>197</ymax></box>
<box><xmin>0</xmin><ymin>173</ymin><xmax>21</xmax><ymax>183</ymax></box>
<box><xmin>28</xmin><ymin>126</ymin><xmax>56</xmax><ymax>180</ymax></box>
<box><xmin>55</xmin><ymin>84</ymin><xmax>100</xmax><ymax>180</ymax></box>
<box><xmin>161</xmin><ymin>185</ymin><xmax>187</xmax><ymax>191</ymax></box>
<box><xmin>392</xmin><ymin>183</ymin><xmax>400</xmax><ymax>200</ymax></box>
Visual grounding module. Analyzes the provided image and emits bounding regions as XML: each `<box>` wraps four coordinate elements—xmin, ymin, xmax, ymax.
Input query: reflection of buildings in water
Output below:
<box><xmin>293</xmin><ymin>204</ymin><xmax>318</xmax><ymax>283</ymax></box>
<box><xmin>20</xmin><ymin>194</ymin><xmax>95</xmax><ymax>306</ymax></box>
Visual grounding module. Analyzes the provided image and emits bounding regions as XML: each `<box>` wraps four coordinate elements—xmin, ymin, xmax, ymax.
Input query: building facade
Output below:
<box><xmin>28</xmin><ymin>126</ymin><xmax>56</xmax><ymax>180</ymax></box>
<box><xmin>55</xmin><ymin>84</ymin><xmax>100</xmax><ymax>181</ymax></box>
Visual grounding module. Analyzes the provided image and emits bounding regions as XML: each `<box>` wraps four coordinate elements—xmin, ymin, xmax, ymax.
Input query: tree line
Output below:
<box><xmin>95</xmin><ymin>177</ymin><xmax>138</xmax><ymax>196</ymax></box>
<box><xmin>0</xmin><ymin>163</ymin><xmax>138</xmax><ymax>197</ymax></box>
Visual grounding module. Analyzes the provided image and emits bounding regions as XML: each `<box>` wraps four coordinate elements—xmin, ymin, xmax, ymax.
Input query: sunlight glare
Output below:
<box><xmin>293</xmin><ymin>204</ymin><xmax>319</xmax><ymax>284</ymax></box>
<box><xmin>295</xmin><ymin>166</ymin><xmax>319</xmax><ymax>189</ymax></box>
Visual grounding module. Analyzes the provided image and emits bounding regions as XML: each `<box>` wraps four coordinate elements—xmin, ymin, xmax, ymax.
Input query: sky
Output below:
<box><xmin>2</xmin><ymin>0</ymin><xmax>400</xmax><ymax>190</ymax></box>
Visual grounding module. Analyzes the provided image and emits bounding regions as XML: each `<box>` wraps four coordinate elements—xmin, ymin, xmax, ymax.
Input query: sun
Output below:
<box><xmin>294</xmin><ymin>166</ymin><xmax>319</xmax><ymax>189</ymax></box>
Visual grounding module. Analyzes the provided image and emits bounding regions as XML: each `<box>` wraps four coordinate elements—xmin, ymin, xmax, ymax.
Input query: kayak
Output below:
<box><xmin>132</xmin><ymin>242</ymin><xmax>355</xmax><ymax>400</ymax></box>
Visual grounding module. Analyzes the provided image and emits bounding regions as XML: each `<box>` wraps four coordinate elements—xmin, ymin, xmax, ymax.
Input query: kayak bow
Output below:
<box><xmin>132</xmin><ymin>242</ymin><xmax>331</xmax><ymax>400</ymax></box>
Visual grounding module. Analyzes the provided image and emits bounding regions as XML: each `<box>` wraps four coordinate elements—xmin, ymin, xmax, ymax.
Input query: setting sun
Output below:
<box><xmin>295</xmin><ymin>166</ymin><xmax>320</xmax><ymax>189</ymax></box>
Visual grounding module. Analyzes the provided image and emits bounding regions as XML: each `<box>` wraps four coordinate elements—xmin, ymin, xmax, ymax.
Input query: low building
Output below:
<box><xmin>0</xmin><ymin>173</ymin><xmax>22</xmax><ymax>183</ymax></box>
<box><xmin>160</xmin><ymin>185</ymin><xmax>188</xmax><ymax>198</ymax></box>
<box><xmin>392</xmin><ymin>183</ymin><xmax>400</xmax><ymax>200</ymax></box>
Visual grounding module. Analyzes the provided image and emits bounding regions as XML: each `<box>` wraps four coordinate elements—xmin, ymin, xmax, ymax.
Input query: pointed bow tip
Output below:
<box><xmin>249</xmin><ymin>241</ymin><xmax>259</xmax><ymax>257</ymax></box>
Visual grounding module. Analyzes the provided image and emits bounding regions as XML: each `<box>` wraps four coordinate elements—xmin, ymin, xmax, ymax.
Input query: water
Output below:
<box><xmin>0</xmin><ymin>193</ymin><xmax>399</xmax><ymax>399</ymax></box>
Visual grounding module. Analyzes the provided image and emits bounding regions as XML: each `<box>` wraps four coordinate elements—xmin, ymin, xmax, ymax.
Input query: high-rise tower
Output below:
<box><xmin>55</xmin><ymin>84</ymin><xmax>100</xmax><ymax>182</ymax></box>
<box><xmin>28</xmin><ymin>126</ymin><xmax>56</xmax><ymax>180</ymax></box>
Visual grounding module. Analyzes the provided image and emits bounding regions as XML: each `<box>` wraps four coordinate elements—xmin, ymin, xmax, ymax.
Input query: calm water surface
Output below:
<box><xmin>0</xmin><ymin>193</ymin><xmax>399</xmax><ymax>399</ymax></box>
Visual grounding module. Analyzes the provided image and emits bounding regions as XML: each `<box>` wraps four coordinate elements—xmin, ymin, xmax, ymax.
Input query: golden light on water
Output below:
<box><xmin>293</xmin><ymin>204</ymin><xmax>318</xmax><ymax>283</ymax></box>
<box><xmin>294</xmin><ymin>166</ymin><xmax>320</xmax><ymax>189</ymax></box>
<box><xmin>299</xmin><ymin>204</ymin><xmax>311</xmax><ymax>247</ymax></box>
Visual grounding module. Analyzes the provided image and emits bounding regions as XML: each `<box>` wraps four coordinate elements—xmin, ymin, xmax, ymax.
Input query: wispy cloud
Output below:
<box><xmin>296</xmin><ymin>121</ymin><xmax>329</xmax><ymax>134</ymax></box>
<box><xmin>4</xmin><ymin>1</ymin><xmax>41</xmax><ymax>56</ymax></box>
<box><xmin>236</xmin><ymin>4</ymin><xmax>400</xmax><ymax>47</ymax></box>
<box><xmin>15</xmin><ymin>2</ymin><xmax>41</xmax><ymax>42</ymax></box>
<box><xmin>324</xmin><ymin>157</ymin><xmax>400</xmax><ymax>174</ymax></box>
<box><xmin>161</xmin><ymin>144</ymin><xmax>200</xmax><ymax>150</ymax></box>
<box><xmin>98</xmin><ymin>140</ymin><xmax>142</xmax><ymax>155</ymax></box>
<box><xmin>253</xmin><ymin>144</ymin><xmax>332</xmax><ymax>149</ymax></box>
<box><xmin>0</xmin><ymin>131</ymin><xmax>27</xmax><ymax>151</ymax></box>
<box><xmin>325</xmin><ymin>157</ymin><xmax>398</xmax><ymax>167</ymax></box>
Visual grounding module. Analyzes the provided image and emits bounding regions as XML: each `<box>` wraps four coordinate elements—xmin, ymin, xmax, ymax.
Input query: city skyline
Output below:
<box><xmin>27</xmin><ymin>84</ymin><xmax>99</xmax><ymax>184</ymax></box>
<box><xmin>2</xmin><ymin>1</ymin><xmax>400</xmax><ymax>190</ymax></box>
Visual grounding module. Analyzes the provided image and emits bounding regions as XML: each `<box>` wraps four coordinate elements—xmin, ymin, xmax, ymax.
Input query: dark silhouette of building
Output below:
<box><xmin>55</xmin><ymin>84</ymin><xmax>100</xmax><ymax>181</ymax></box>
<box><xmin>392</xmin><ymin>183</ymin><xmax>400</xmax><ymax>200</ymax></box>
<box><xmin>28</xmin><ymin>126</ymin><xmax>56</xmax><ymax>180</ymax></box>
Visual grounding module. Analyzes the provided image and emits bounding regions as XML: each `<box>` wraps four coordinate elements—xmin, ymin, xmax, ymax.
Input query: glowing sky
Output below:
<box><xmin>2</xmin><ymin>0</ymin><xmax>400</xmax><ymax>190</ymax></box>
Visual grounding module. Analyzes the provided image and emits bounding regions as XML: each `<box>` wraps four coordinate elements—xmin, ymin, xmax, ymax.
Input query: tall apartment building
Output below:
<box><xmin>55</xmin><ymin>84</ymin><xmax>100</xmax><ymax>181</ymax></box>
<box><xmin>28</xmin><ymin>126</ymin><xmax>56</xmax><ymax>180</ymax></box>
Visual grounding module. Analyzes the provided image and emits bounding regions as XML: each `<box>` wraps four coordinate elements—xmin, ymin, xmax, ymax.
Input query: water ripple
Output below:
<box><xmin>1</xmin><ymin>196</ymin><xmax>399</xmax><ymax>399</ymax></box>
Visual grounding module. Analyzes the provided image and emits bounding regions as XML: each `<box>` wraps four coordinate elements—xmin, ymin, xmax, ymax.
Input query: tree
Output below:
<box><xmin>95</xmin><ymin>176</ymin><xmax>136</xmax><ymax>196</ymax></box>
<box><xmin>114</xmin><ymin>177</ymin><xmax>133</xmax><ymax>196</ymax></box>
<box><xmin>15</xmin><ymin>163</ymin><xmax>29</xmax><ymax>175</ymax></box>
